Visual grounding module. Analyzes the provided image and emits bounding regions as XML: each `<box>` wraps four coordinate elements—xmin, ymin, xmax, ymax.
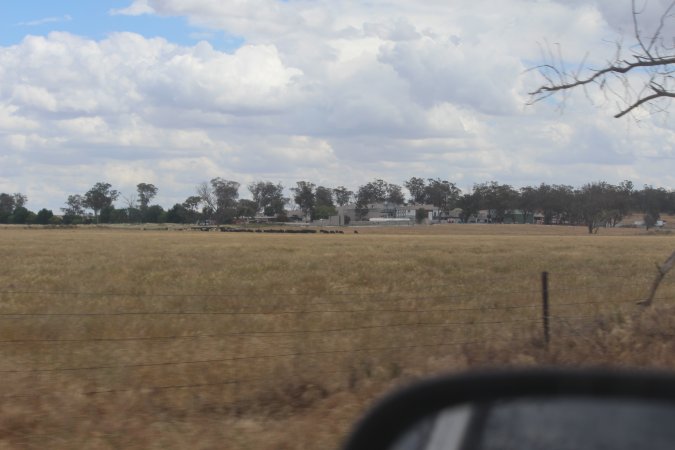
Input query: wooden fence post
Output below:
<box><xmin>542</xmin><ymin>271</ymin><xmax>550</xmax><ymax>347</ymax></box>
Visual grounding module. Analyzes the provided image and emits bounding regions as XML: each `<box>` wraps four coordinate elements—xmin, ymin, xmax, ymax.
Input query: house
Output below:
<box><xmin>286</xmin><ymin>208</ymin><xmax>309</xmax><ymax>222</ymax></box>
<box><xmin>476</xmin><ymin>210</ymin><xmax>490</xmax><ymax>223</ymax></box>
<box><xmin>336</xmin><ymin>203</ymin><xmax>393</xmax><ymax>224</ymax></box>
<box><xmin>503</xmin><ymin>210</ymin><xmax>542</xmax><ymax>224</ymax></box>
<box><xmin>446</xmin><ymin>208</ymin><xmax>463</xmax><ymax>223</ymax></box>
<box><xmin>471</xmin><ymin>209</ymin><xmax>544</xmax><ymax>224</ymax></box>
<box><xmin>394</xmin><ymin>204</ymin><xmax>442</xmax><ymax>221</ymax></box>
<box><xmin>335</xmin><ymin>203</ymin><xmax>427</xmax><ymax>224</ymax></box>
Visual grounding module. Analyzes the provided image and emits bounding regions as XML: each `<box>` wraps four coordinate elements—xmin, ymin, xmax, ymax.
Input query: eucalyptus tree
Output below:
<box><xmin>292</xmin><ymin>181</ymin><xmax>316</xmax><ymax>220</ymax></box>
<box><xmin>83</xmin><ymin>182</ymin><xmax>119</xmax><ymax>224</ymax></box>
<box><xmin>248</xmin><ymin>181</ymin><xmax>285</xmax><ymax>216</ymax></box>
<box><xmin>333</xmin><ymin>186</ymin><xmax>354</xmax><ymax>206</ymax></box>
<box><xmin>197</xmin><ymin>178</ymin><xmax>240</xmax><ymax>223</ymax></box>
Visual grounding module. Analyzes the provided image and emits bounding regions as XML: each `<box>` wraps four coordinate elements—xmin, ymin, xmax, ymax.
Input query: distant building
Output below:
<box><xmin>446</xmin><ymin>208</ymin><xmax>463</xmax><ymax>223</ymax></box>
<box><xmin>332</xmin><ymin>203</ymin><xmax>455</xmax><ymax>225</ymax></box>
<box><xmin>394</xmin><ymin>204</ymin><xmax>442</xmax><ymax>221</ymax></box>
<box><xmin>469</xmin><ymin>209</ymin><xmax>543</xmax><ymax>224</ymax></box>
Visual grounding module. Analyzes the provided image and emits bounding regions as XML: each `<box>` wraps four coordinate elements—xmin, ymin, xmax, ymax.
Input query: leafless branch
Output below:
<box><xmin>196</xmin><ymin>181</ymin><xmax>216</xmax><ymax>212</ymax></box>
<box><xmin>120</xmin><ymin>193</ymin><xmax>137</xmax><ymax>210</ymax></box>
<box><xmin>529</xmin><ymin>1</ymin><xmax>675</xmax><ymax>118</ymax></box>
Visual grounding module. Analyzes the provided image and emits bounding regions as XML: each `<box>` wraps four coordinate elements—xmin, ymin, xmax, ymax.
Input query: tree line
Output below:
<box><xmin>1</xmin><ymin>178</ymin><xmax>674</xmax><ymax>233</ymax></box>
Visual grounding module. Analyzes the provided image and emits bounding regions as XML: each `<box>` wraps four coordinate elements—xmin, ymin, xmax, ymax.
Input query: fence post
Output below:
<box><xmin>542</xmin><ymin>271</ymin><xmax>550</xmax><ymax>348</ymax></box>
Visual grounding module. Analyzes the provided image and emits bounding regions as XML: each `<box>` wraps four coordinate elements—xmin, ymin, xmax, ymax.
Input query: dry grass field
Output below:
<box><xmin>1</xmin><ymin>224</ymin><xmax>674</xmax><ymax>449</ymax></box>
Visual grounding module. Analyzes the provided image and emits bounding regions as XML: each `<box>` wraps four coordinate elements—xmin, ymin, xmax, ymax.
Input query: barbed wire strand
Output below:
<box><xmin>0</xmin><ymin>313</ymin><xmax>605</xmax><ymax>375</ymax></box>
<box><xmin>2</xmin><ymin>328</ymin><xmax>610</xmax><ymax>401</ymax></box>
<box><xmin>0</xmin><ymin>317</ymin><xmax>545</xmax><ymax>344</ymax></box>
<box><xmin>0</xmin><ymin>293</ymin><xmax>668</xmax><ymax>319</ymax></box>
<box><xmin>1</xmin><ymin>333</ymin><xmax>545</xmax><ymax>399</ymax></box>
<box><xmin>0</xmin><ymin>277</ymin><xmax>649</xmax><ymax>303</ymax></box>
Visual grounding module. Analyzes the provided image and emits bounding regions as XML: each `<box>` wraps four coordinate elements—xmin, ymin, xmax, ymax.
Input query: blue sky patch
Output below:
<box><xmin>1</xmin><ymin>1</ymin><xmax>244</xmax><ymax>52</ymax></box>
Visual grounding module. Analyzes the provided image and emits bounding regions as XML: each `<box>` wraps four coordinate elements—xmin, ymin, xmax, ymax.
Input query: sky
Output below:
<box><xmin>1</xmin><ymin>0</ymin><xmax>674</xmax><ymax>211</ymax></box>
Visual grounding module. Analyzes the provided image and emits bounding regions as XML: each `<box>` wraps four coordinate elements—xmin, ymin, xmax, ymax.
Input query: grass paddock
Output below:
<box><xmin>1</xmin><ymin>224</ymin><xmax>674</xmax><ymax>449</ymax></box>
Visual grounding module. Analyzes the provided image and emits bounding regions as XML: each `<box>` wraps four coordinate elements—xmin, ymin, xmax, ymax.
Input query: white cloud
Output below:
<box><xmin>11</xmin><ymin>84</ymin><xmax>58</xmax><ymax>112</ymax></box>
<box><xmin>109</xmin><ymin>1</ymin><xmax>155</xmax><ymax>16</ymax></box>
<box><xmin>1</xmin><ymin>0</ymin><xmax>675</xmax><ymax>211</ymax></box>
<box><xmin>139</xmin><ymin>41</ymin><xmax>303</xmax><ymax>113</ymax></box>
<box><xmin>17</xmin><ymin>15</ymin><xmax>72</xmax><ymax>27</ymax></box>
<box><xmin>262</xmin><ymin>136</ymin><xmax>338</xmax><ymax>174</ymax></box>
<box><xmin>378</xmin><ymin>36</ymin><xmax>523</xmax><ymax>114</ymax></box>
<box><xmin>0</xmin><ymin>105</ymin><xmax>39</xmax><ymax>131</ymax></box>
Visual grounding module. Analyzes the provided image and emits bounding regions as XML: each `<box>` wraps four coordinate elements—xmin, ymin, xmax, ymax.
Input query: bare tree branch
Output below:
<box><xmin>615</xmin><ymin>88</ymin><xmax>675</xmax><ymax>118</ymax></box>
<box><xmin>529</xmin><ymin>1</ymin><xmax>675</xmax><ymax>118</ymax></box>
<box><xmin>530</xmin><ymin>56</ymin><xmax>675</xmax><ymax>96</ymax></box>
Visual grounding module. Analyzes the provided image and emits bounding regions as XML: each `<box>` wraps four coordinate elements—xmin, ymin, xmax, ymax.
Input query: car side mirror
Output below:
<box><xmin>343</xmin><ymin>368</ymin><xmax>675</xmax><ymax>450</ymax></box>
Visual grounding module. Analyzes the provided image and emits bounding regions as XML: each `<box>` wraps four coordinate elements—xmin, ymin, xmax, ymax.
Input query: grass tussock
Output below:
<box><xmin>0</xmin><ymin>225</ymin><xmax>674</xmax><ymax>449</ymax></box>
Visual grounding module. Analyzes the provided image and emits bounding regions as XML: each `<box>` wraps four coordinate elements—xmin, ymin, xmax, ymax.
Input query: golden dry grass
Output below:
<box><xmin>0</xmin><ymin>224</ymin><xmax>674</xmax><ymax>449</ymax></box>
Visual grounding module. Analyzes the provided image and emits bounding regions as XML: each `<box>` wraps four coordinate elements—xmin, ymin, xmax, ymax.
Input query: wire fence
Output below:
<box><xmin>0</xmin><ymin>270</ymin><xmax>672</xmax><ymax>409</ymax></box>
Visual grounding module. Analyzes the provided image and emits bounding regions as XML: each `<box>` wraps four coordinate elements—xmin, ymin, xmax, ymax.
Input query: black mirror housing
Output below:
<box><xmin>343</xmin><ymin>368</ymin><xmax>675</xmax><ymax>450</ymax></box>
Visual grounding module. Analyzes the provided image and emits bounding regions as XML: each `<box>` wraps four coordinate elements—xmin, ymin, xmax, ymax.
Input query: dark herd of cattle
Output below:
<box><xmin>220</xmin><ymin>228</ymin><xmax>345</xmax><ymax>234</ymax></box>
